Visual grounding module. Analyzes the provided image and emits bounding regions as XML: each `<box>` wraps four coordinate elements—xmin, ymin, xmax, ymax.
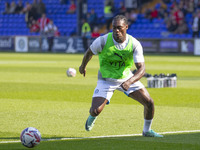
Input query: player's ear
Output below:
<box><xmin>126</xmin><ymin>24</ymin><xmax>128</xmax><ymax>30</ymax></box>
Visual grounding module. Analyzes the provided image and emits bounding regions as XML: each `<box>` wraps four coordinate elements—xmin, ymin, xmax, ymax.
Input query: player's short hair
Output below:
<box><xmin>113</xmin><ymin>15</ymin><xmax>128</xmax><ymax>25</ymax></box>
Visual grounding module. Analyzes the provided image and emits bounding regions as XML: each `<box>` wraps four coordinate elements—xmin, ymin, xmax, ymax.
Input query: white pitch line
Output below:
<box><xmin>160</xmin><ymin>130</ymin><xmax>200</xmax><ymax>134</ymax></box>
<box><xmin>0</xmin><ymin>130</ymin><xmax>200</xmax><ymax>144</ymax></box>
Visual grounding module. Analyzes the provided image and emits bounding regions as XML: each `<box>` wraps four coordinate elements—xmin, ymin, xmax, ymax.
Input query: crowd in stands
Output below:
<box><xmin>2</xmin><ymin>0</ymin><xmax>59</xmax><ymax>38</ymax></box>
<box><xmin>1</xmin><ymin>0</ymin><xmax>200</xmax><ymax>38</ymax></box>
<box><xmin>3</xmin><ymin>1</ymin><xmax>24</xmax><ymax>14</ymax></box>
<box><xmin>80</xmin><ymin>0</ymin><xmax>200</xmax><ymax>38</ymax></box>
<box><xmin>3</xmin><ymin>0</ymin><xmax>46</xmax><ymax>17</ymax></box>
<box><xmin>80</xmin><ymin>0</ymin><xmax>155</xmax><ymax>38</ymax></box>
<box><xmin>162</xmin><ymin>0</ymin><xmax>190</xmax><ymax>34</ymax></box>
<box><xmin>67</xmin><ymin>0</ymin><xmax>200</xmax><ymax>39</ymax></box>
<box><xmin>144</xmin><ymin>0</ymin><xmax>200</xmax><ymax>37</ymax></box>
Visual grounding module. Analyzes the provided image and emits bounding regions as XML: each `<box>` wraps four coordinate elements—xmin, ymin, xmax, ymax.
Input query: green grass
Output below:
<box><xmin>1</xmin><ymin>133</ymin><xmax>200</xmax><ymax>150</ymax></box>
<box><xmin>0</xmin><ymin>53</ymin><xmax>200</xmax><ymax>149</ymax></box>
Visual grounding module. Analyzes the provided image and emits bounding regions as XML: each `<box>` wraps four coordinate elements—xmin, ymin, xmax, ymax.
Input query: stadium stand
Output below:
<box><xmin>0</xmin><ymin>0</ymin><xmax>195</xmax><ymax>38</ymax></box>
<box><xmin>0</xmin><ymin>0</ymin><xmax>76</xmax><ymax>36</ymax></box>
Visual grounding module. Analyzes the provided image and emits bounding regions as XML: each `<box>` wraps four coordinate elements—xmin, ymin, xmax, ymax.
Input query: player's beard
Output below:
<box><xmin>114</xmin><ymin>34</ymin><xmax>125</xmax><ymax>43</ymax></box>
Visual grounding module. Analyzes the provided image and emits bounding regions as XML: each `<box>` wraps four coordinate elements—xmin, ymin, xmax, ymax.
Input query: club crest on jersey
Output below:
<box><xmin>95</xmin><ymin>89</ymin><xmax>99</xmax><ymax>94</ymax></box>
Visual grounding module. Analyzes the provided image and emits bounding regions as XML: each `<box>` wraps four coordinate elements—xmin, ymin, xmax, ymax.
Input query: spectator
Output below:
<box><xmin>37</xmin><ymin>0</ymin><xmax>46</xmax><ymax>17</ymax></box>
<box><xmin>104</xmin><ymin>0</ymin><xmax>115</xmax><ymax>31</ymax></box>
<box><xmin>44</xmin><ymin>20</ymin><xmax>58</xmax><ymax>52</ymax></box>
<box><xmin>15</xmin><ymin>0</ymin><xmax>24</xmax><ymax>14</ymax></box>
<box><xmin>118</xmin><ymin>1</ymin><xmax>126</xmax><ymax>15</ymax></box>
<box><xmin>124</xmin><ymin>12</ymin><xmax>132</xmax><ymax>26</ymax></box>
<box><xmin>37</xmin><ymin>13</ymin><xmax>50</xmax><ymax>35</ymax></box>
<box><xmin>2</xmin><ymin>2</ymin><xmax>10</xmax><ymax>15</ymax></box>
<box><xmin>124</xmin><ymin>0</ymin><xmax>137</xmax><ymax>11</ymax></box>
<box><xmin>32</xmin><ymin>0</ymin><xmax>37</xmax><ymax>8</ymax></box>
<box><xmin>87</xmin><ymin>9</ymin><xmax>98</xmax><ymax>32</ymax></box>
<box><xmin>170</xmin><ymin>1</ymin><xmax>178</xmax><ymax>10</ymax></box>
<box><xmin>150</xmin><ymin>7</ymin><xmax>158</xmax><ymax>20</ymax></box>
<box><xmin>197</xmin><ymin>0</ymin><xmax>200</xmax><ymax>9</ymax></box>
<box><xmin>81</xmin><ymin>18</ymin><xmax>91</xmax><ymax>51</ymax></box>
<box><xmin>186</xmin><ymin>0</ymin><xmax>194</xmax><ymax>13</ymax></box>
<box><xmin>167</xmin><ymin>19</ymin><xmax>178</xmax><ymax>33</ymax></box>
<box><xmin>178</xmin><ymin>0</ymin><xmax>187</xmax><ymax>17</ymax></box>
<box><xmin>195</xmin><ymin>0</ymin><xmax>200</xmax><ymax>10</ymax></box>
<box><xmin>129</xmin><ymin>9</ymin><xmax>138</xmax><ymax>24</ymax></box>
<box><xmin>158</xmin><ymin>6</ymin><xmax>167</xmax><ymax>19</ymax></box>
<box><xmin>8</xmin><ymin>1</ymin><xmax>17</xmax><ymax>14</ymax></box>
<box><xmin>30</xmin><ymin>19</ymin><xmax>40</xmax><ymax>33</ymax></box>
<box><xmin>144</xmin><ymin>8</ymin><xmax>152</xmax><ymax>20</ymax></box>
<box><xmin>192</xmin><ymin>13</ymin><xmax>200</xmax><ymax>37</ymax></box>
<box><xmin>27</xmin><ymin>16</ymin><xmax>34</xmax><ymax>29</ymax></box>
<box><xmin>174</xmin><ymin>20</ymin><xmax>188</xmax><ymax>34</ymax></box>
<box><xmin>22</xmin><ymin>2</ymin><xmax>30</xmax><ymax>13</ymax></box>
<box><xmin>25</xmin><ymin>4</ymin><xmax>37</xmax><ymax>28</ymax></box>
<box><xmin>198</xmin><ymin>8</ymin><xmax>200</xmax><ymax>18</ymax></box>
<box><xmin>91</xmin><ymin>26</ymin><xmax>100</xmax><ymax>38</ymax></box>
<box><xmin>66</xmin><ymin>0</ymin><xmax>76</xmax><ymax>14</ymax></box>
<box><xmin>172</xmin><ymin>5</ymin><xmax>184</xmax><ymax>25</ymax></box>
<box><xmin>31</xmin><ymin>0</ymin><xmax>39</xmax><ymax>19</ymax></box>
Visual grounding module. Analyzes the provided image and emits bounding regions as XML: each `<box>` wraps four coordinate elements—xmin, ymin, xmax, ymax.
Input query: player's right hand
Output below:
<box><xmin>79</xmin><ymin>65</ymin><xmax>86</xmax><ymax>77</ymax></box>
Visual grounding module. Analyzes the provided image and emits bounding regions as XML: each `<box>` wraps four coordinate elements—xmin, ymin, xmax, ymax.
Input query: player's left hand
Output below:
<box><xmin>79</xmin><ymin>65</ymin><xmax>86</xmax><ymax>77</ymax></box>
<box><xmin>120</xmin><ymin>80</ymin><xmax>131</xmax><ymax>91</ymax></box>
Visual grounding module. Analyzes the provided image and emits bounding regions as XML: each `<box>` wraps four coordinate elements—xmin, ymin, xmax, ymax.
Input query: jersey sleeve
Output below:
<box><xmin>90</xmin><ymin>34</ymin><xmax>107</xmax><ymax>55</ymax></box>
<box><xmin>132</xmin><ymin>38</ymin><xmax>144</xmax><ymax>63</ymax></box>
<box><xmin>90</xmin><ymin>37</ymin><xmax>102</xmax><ymax>55</ymax></box>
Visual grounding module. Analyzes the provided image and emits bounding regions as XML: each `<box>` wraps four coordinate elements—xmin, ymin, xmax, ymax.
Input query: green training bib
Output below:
<box><xmin>98</xmin><ymin>33</ymin><xmax>133</xmax><ymax>79</ymax></box>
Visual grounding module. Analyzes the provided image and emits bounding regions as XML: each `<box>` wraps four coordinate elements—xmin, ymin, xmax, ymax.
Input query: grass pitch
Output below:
<box><xmin>0</xmin><ymin>53</ymin><xmax>199</xmax><ymax>149</ymax></box>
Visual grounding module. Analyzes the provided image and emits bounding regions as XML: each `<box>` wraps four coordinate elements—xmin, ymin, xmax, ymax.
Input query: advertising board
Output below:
<box><xmin>15</xmin><ymin>36</ymin><xmax>28</xmax><ymax>52</ymax></box>
<box><xmin>0</xmin><ymin>37</ymin><xmax>14</xmax><ymax>51</ymax></box>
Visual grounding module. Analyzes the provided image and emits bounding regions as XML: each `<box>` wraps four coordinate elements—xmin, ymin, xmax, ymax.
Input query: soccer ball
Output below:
<box><xmin>20</xmin><ymin>127</ymin><xmax>41</xmax><ymax>148</ymax></box>
<box><xmin>67</xmin><ymin>68</ymin><xmax>76</xmax><ymax>77</ymax></box>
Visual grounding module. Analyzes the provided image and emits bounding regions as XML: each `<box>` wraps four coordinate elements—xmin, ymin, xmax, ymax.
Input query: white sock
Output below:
<box><xmin>143</xmin><ymin>119</ymin><xmax>152</xmax><ymax>133</ymax></box>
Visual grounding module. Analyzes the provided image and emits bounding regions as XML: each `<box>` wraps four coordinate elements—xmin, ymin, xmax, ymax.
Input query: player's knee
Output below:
<box><xmin>145</xmin><ymin>98</ymin><xmax>154</xmax><ymax>109</ymax></box>
<box><xmin>90</xmin><ymin>108</ymin><xmax>101</xmax><ymax>117</ymax></box>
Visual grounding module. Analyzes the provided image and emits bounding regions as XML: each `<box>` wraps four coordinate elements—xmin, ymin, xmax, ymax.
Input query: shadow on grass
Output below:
<box><xmin>0</xmin><ymin>133</ymin><xmax>200</xmax><ymax>150</ymax></box>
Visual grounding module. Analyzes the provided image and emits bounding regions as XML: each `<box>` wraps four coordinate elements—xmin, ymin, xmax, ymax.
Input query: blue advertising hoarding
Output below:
<box><xmin>0</xmin><ymin>37</ymin><xmax>14</xmax><ymax>51</ymax></box>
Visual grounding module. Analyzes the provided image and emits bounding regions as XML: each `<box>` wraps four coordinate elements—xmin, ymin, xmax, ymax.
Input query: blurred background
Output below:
<box><xmin>0</xmin><ymin>0</ymin><xmax>200</xmax><ymax>55</ymax></box>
